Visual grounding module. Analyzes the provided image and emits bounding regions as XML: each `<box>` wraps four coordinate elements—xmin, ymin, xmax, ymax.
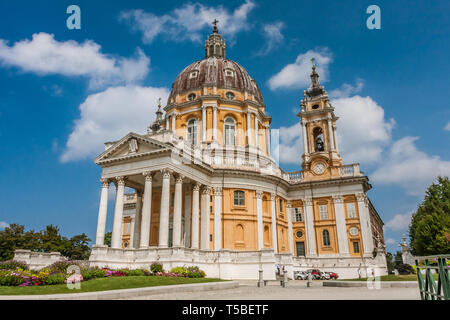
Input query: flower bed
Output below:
<box><xmin>0</xmin><ymin>260</ymin><xmax>206</xmax><ymax>287</ymax></box>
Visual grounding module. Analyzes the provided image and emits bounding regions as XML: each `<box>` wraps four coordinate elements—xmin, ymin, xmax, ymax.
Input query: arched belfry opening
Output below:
<box><xmin>313</xmin><ymin>127</ymin><xmax>325</xmax><ymax>152</ymax></box>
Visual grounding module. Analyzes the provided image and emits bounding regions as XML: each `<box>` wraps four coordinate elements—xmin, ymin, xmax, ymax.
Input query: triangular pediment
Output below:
<box><xmin>95</xmin><ymin>132</ymin><xmax>171</xmax><ymax>164</ymax></box>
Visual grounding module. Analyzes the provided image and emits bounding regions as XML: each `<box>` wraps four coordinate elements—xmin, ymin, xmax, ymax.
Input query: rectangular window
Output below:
<box><xmin>210</xmin><ymin>206</ymin><xmax>213</xmax><ymax>213</ymax></box>
<box><xmin>347</xmin><ymin>203</ymin><xmax>356</xmax><ymax>218</ymax></box>
<box><xmin>319</xmin><ymin>205</ymin><xmax>328</xmax><ymax>220</ymax></box>
<box><xmin>294</xmin><ymin>208</ymin><xmax>303</xmax><ymax>222</ymax></box>
<box><xmin>279</xmin><ymin>199</ymin><xmax>283</xmax><ymax>212</ymax></box>
<box><xmin>353</xmin><ymin>241</ymin><xmax>360</xmax><ymax>253</ymax></box>
<box><xmin>234</xmin><ymin>191</ymin><xmax>245</xmax><ymax>206</ymax></box>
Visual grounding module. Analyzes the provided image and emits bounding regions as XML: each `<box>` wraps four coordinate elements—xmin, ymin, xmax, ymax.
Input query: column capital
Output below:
<box><xmin>142</xmin><ymin>171</ymin><xmax>153</xmax><ymax>181</ymax></box>
<box><xmin>192</xmin><ymin>182</ymin><xmax>201</xmax><ymax>191</ymax></box>
<box><xmin>212</xmin><ymin>105</ymin><xmax>218</xmax><ymax>111</ymax></box>
<box><xmin>175</xmin><ymin>173</ymin><xmax>184</xmax><ymax>184</ymax></box>
<box><xmin>270</xmin><ymin>193</ymin><xmax>276</xmax><ymax>201</ymax></box>
<box><xmin>255</xmin><ymin>190</ymin><xmax>263</xmax><ymax>199</ymax></box>
<box><xmin>213</xmin><ymin>187</ymin><xmax>223</xmax><ymax>196</ymax></box>
<box><xmin>356</xmin><ymin>192</ymin><xmax>367</xmax><ymax>203</ymax></box>
<box><xmin>100</xmin><ymin>178</ymin><xmax>110</xmax><ymax>188</ymax></box>
<box><xmin>286</xmin><ymin>200</ymin><xmax>292</xmax><ymax>208</ymax></box>
<box><xmin>332</xmin><ymin>195</ymin><xmax>344</xmax><ymax>203</ymax></box>
<box><xmin>304</xmin><ymin>197</ymin><xmax>313</xmax><ymax>206</ymax></box>
<box><xmin>115</xmin><ymin>176</ymin><xmax>126</xmax><ymax>186</ymax></box>
<box><xmin>160</xmin><ymin>168</ymin><xmax>172</xmax><ymax>179</ymax></box>
<box><xmin>201</xmin><ymin>186</ymin><xmax>211</xmax><ymax>195</ymax></box>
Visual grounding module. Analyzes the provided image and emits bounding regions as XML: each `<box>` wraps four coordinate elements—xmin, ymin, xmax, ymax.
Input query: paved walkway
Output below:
<box><xmin>121</xmin><ymin>280</ymin><xmax>421</xmax><ymax>300</ymax></box>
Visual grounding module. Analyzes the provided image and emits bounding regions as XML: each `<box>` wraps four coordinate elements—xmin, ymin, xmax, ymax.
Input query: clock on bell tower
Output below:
<box><xmin>297</xmin><ymin>59</ymin><xmax>343</xmax><ymax>181</ymax></box>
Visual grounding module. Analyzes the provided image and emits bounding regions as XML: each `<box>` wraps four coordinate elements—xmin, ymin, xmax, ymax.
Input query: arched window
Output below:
<box><xmin>215</xmin><ymin>44</ymin><xmax>220</xmax><ymax>56</ymax></box>
<box><xmin>224</xmin><ymin>117</ymin><xmax>236</xmax><ymax>146</ymax></box>
<box><xmin>226</xmin><ymin>91</ymin><xmax>235</xmax><ymax>100</ymax></box>
<box><xmin>187</xmin><ymin>118</ymin><xmax>197</xmax><ymax>145</ymax></box>
<box><xmin>234</xmin><ymin>190</ymin><xmax>245</xmax><ymax>206</ymax></box>
<box><xmin>209</xmin><ymin>45</ymin><xmax>213</xmax><ymax>56</ymax></box>
<box><xmin>264</xmin><ymin>225</ymin><xmax>270</xmax><ymax>244</ymax></box>
<box><xmin>322</xmin><ymin>229</ymin><xmax>330</xmax><ymax>246</ymax></box>
<box><xmin>187</xmin><ymin>93</ymin><xmax>196</xmax><ymax>101</ymax></box>
<box><xmin>313</xmin><ymin>127</ymin><xmax>324</xmax><ymax>152</ymax></box>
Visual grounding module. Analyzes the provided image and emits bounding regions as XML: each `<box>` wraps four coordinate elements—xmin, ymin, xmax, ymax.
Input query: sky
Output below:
<box><xmin>0</xmin><ymin>0</ymin><xmax>449</xmax><ymax>254</ymax></box>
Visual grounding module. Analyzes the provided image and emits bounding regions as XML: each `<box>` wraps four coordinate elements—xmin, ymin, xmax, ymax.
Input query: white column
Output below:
<box><xmin>184</xmin><ymin>188</ymin><xmax>192</xmax><ymax>248</ymax></box>
<box><xmin>212</xmin><ymin>106</ymin><xmax>218</xmax><ymax>141</ymax></box>
<box><xmin>166</xmin><ymin>116</ymin><xmax>169</xmax><ymax>130</ymax></box>
<box><xmin>95</xmin><ymin>178</ymin><xmax>110</xmax><ymax>245</ymax></box>
<box><xmin>333</xmin><ymin>125</ymin><xmax>339</xmax><ymax>153</ymax></box>
<box><xmin>158</xmin><ymin>169</ymin><xmax>171</xmax><ymax>248</ymax></box>
<box><xmin>270</xmin><ymin>193</ymin><xmax>278</xmax><ymax>252</ymax></box>
<box><xmin>265</xmin><ymin>127</ymin><xmax>271</xmax><ymax>155</ymax></box>
<box><xmin>304</xmin><ymin>197</ymin><xmax>316</xmax><ymax>256</ymax></box>
<box><xmin>132</xmin><ymin>192</ymin><xmax>143</xmax><ymax>248</ymax></box>
<box><xmin>191</xmin><ymin>183</ymin><xmax>200</xmax><ymax>249</ymax></box>
<box><xmin>200</xmin><ymin>186</ymin><xmax>211</xmax><ymax>250</ymax></box>
<box><xmin>357</xmin><ymin>193</ymin><xmax>374</xmax><ymax>256</ymax></box>
<box><xmin>202</xmin><ymin>106</ymin><xmax>207</xmax><ymax>142</ymax></box>
<box><xmin>254</xmin><ymin>114</ymin><xmax>259</xmax><ymax>148</ymax></box>
<box><xmin>256</xmin><ymin>190</ymin><xmax>264</xmax><ymax>250</ymax></box>
<box><xmin>213</xmin><ymin>187</ymin><xmax>222</xmax><ymax>250</ymax></box>
<box><xmin>287</xmin><ymin>201</ymin><xmax>294</xmax><ymax>254</ymax></box>
<box><xmin>246</xmin><ymin>111</ymin><xmax>251</xmax><ymax>145</ymax></box>
<box><xmin>172</xmin><ymin>113</ymin><xmax>176</xmax><ymax>134</ymax></box>
<box><xmin>111</xmin><ymin>176</ymin><xmax>126</xmax><ymax>249</ymax></box>
<box><xmin>327</xmin><ymin>115</ymin><xmax>335</xmax><ymax>150</ymax></box>
<box><xmin>301</xmin><ymin>120</ymin><xmax>309</xmax><ymax>155</ymax></box>
<box><xmin>333</xmin><ymin>195</ymin><xmax>349</xmax><ymax>255</ymax></box>
<box><xmin>172</xmin><ymin>174</ymin><xmax>183</xmax><ymax>247</ymax></box>
<box><xmin>140</xmin><ymin>172</ymin><xmax>153</xmax><ymax>248</ymax></box>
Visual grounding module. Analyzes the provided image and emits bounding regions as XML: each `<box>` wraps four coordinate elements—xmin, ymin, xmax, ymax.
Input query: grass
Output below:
<box><xmin>339</xmin><ymin>274</ymin><xmax>439</xmax><ymax>282</ymax></box>
<box><xmin>0</xmin><ymin>276</ymin><xmax>224</xmax><ymax>296</ymax></box>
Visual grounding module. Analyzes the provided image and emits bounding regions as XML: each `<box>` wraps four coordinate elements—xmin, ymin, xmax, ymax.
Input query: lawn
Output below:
<box><xmin>340</xmin><ymin>274</ymin><xmax>438</xmax><ymax>281</ymax></box>
<box><xmin>0</xmin><ymin>276</ymin><xmax>224</xmax><ymax>295</ymax></box>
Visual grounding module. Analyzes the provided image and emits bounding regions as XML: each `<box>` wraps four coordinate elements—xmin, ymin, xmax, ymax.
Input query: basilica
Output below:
<box><xmin>89</xmin><ymin>24</ymin><xmax>388</xmax><ymax>279</ymax></box>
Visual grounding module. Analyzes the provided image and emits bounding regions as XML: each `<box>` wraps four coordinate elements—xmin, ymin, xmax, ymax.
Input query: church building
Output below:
<box><xmin>89</xmin><ymin>23</ymin><xmax>388</xmax><ymax>279</ymax></box>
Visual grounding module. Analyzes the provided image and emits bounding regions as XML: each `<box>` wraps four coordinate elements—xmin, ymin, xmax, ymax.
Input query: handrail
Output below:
<box><xmin>415</xmin><ymin>255</ymin><xmax>449</xmax><ymax>300</ymax></box>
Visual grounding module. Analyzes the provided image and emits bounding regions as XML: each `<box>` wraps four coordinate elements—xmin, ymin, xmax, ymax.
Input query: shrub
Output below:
<box><xmin>150</xmin><ymin>262</ymin><xmax>164</xmax><ymax>273</ymax></box>
<box><xmin>45</xmin><ymin>273</ymin><xmax>65</xmax><ymax>285</ymax></box>
<box><xmin>47</xmin><ymin>260</ymin><xmax>82</xmax><ymax>274</ymax></box>
<box><xmin>0</xmin><ymin>270</ymin><xmax>26</xmax><ymax>286</ymax></box>
<box><xmin>169</xmin><ymin>267</ymin><xmax>189</xmax><ymax>276</ymax></box>
<box><xmin>128</xmin><ymin>269</ymin><xmax>145</xmax><ymax>277</ymax></box>
<box><xmin>396</xmin><ymin>264</ymin><xmax>415</xmax><ymax>275</ymax></box>
<box><xmin>0</xmin><ymin>260</ymin><xmax>29</xmax><ymax>271</ymax></box>
<box><xmin>187</xmin><ymin>272</ymin><xmax>203</xmax><ymax>278</ymax></box>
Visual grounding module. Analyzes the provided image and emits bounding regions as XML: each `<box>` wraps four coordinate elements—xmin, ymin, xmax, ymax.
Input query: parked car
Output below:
<box><xmin>293</xmin><ymin>271</ymin><xmax>308</xmax><ymax>280</ymax></box>
<box><xmin>328</xmin><ymin>272</ymin><xmax>338</xmax><ymax>280</ymax></box>
<box><xmin>321</xmin><ymin>271</ymin><xmax>339</xmax><ymax>280</ymax></box>
<box><xmin>306</xmin><ymin>269</ymin><xmax>322</xmax><ymax>280</ymax></box>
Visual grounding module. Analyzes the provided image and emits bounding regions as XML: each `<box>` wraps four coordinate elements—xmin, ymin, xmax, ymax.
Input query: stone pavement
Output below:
<box><xmin>120</xmin><ymin>280</ymin><xmax>421</xmax><ymax>300</ymax></box>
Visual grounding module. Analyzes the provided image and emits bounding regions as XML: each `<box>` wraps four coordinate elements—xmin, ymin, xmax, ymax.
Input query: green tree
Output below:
<box><xmin>409</xmin><ymin>176</ymin><xmax>450</xmax><ymax>256</ymax></box>
<box><xmin>63</xmin><ymin>233</ymin><xmax>91</xmax><ymax>260</ymax></box>
<box><xmin>104</xmin><ymin>232</ymin><xmax>112</xmax><ymax>247</ymax></box>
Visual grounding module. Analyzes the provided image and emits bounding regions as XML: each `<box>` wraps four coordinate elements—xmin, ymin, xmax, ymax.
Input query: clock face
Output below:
<box><xmin>313</xmin><ymin>162</ymin><xmax>326</xmax><ymax>174</ymax></box>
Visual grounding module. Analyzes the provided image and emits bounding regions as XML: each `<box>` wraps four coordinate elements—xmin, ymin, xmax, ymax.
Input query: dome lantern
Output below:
<box><xmin>204</xmin><ymin>19</ymin><xmax>226</xmax><ymax>59</ymax></box>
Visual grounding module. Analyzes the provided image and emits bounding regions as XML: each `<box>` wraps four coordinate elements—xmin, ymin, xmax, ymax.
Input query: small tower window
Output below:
<box><xmin>225</xmin><ymin>69</ymin><xmax>234</xmax><ymax>77</ymax></box>
<box><xmin>188</xmin><ymin>93</ymin><xmax>196</xmax><ymax>101</ymax></box>
<box><xmin>312</xmin><ymin>104</ymin><xmax>319</xmax><ymax>110</ymax></box>
<box><xmin>189</xmin><ymin>71</ymin><xmax>198</xmax><ymax>79</ymax></box>
<box><xmin>313</xmin><ymin>127</ymin><xmax>325</xmax><ymax>152</ymax></box>
<box><xmin>226</xmin><ymin>91</ymin><xmax>235</xmax><ymax>100</ymax></box>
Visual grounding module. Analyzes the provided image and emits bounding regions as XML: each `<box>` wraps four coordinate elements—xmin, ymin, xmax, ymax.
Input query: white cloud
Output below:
<box><xmin>371</xmin><ymin>137</ymin><xmax>450</xmax><ymax>195</ymax></box>
<box><xmin>333</xmin><ymin>95</ymin><xmax>395</xmax><ymax>164</ymax></box>
<box><xmin>444</xmin><ymin>122</ymin><xmax>450</xmax><ymax>131</ymax></box>
<box><xmin>257</xmin><ymin>21</ymin><xmax>284</xmax><ymax>56</ymax></box>
<box><xmin>60</xmin><ymin>85</ymin><xmax>170</xmax><ymax>162</ymax></box>
<box><xmin>120</xmin><ymin>0</ymin><xmax>256</xmax><ymax>44</ymax></box>
<box><xmin>329</xmin><ymin>79</ymin><xmax>364</xmax><ymax>99</ymax></box>
<box><xmin>277</xmin><ymin>94</ymin><xmax>395</xmax><ymax>165</ymax></box>
<box><xmin>268</xmin><ymin>48</ymin><xmax>332</xmax><ymax>90</ymax></box>
<box><xmin>0</xmin><ymin>221</ymin><xmax>9</xmax><ymax>229</ymax></box>
<box><xmin>0</xmin><ymin>33</ymin><xmax>150</xmax><ymax>90</ymax></box>
<box><xmin>385</xmin><ymin>212</ymin><xmax>413</xmax><ymax>231</ymax></box>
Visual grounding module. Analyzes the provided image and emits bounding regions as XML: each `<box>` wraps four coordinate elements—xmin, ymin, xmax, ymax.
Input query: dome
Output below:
<box><xmin>169</xmin><ymin>57</ymin><xmax>264</xmax><ymax>105</ymax></box>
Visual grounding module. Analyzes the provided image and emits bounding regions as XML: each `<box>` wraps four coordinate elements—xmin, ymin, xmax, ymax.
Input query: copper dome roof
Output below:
<box><xmin>168</xmin><ymin>57</ymin><xmax>264</xmax><ymax>105</ymax></box>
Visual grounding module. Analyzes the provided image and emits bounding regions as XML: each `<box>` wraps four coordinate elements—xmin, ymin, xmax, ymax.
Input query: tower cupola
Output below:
<box><xmin>204</xmin><ymin>19</ymin><xmax>226</xmax><ymax>58</ymax></box>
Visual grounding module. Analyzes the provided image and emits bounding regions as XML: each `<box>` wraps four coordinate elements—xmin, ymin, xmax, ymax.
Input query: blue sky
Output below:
<box><xmin>0</xmin><ymin>0</ymin><xmax>449</xmax><ymax>253</ymax></box>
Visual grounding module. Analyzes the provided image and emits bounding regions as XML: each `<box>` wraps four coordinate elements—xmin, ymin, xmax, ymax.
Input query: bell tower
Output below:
<box><xmin>297</xmin><ymin>59</ymin><xmax>342</xmax><ymax>181</ymax></box>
